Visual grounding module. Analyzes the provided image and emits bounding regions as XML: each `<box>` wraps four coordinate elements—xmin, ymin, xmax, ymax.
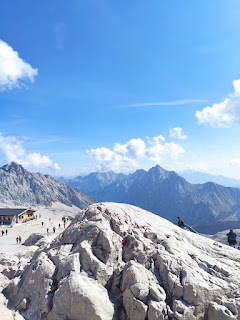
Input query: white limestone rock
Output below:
<box><xmin>2</xmin><ymin>202</ymin><xmax>240</xmax><ymax>319</ymax></box>
<box><xmin>148</xmin><ymin>301</ymin><xmax>167</xmax><ymax>320</ymax></box>
<box><xmin>48</xmin><ymin>272</ymin><xmax>114</xmax><ymax>320</ymax></box>
<box><xmin>23</xmin><ymin>233</ymin><xmax>44</xmax><ymax>246</ymax></box>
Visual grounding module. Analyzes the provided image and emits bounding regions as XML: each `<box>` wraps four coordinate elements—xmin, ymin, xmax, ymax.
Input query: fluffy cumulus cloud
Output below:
<box><xmin>169</xmin><ymin>127</ymin><xmax>187</xmax><ymax>140</ymax></box>
<box><xmin>0</xmin><ymin>133</ymin><xmax>59</xmax><ymax>170</ymax></box>
<box><xmin>87</xmin><ymin>135</ymin><xmax>184</xmax><ymax>172</ymax></box>
<box><xmin>196</xmin><ymin>80</ymin><xmax>240</xmax><ymax>127</ymax></box>
<box><xmin>146</xmin><ymin>141</ymin><xmax>184</xmax><ymax>163</ymax></box>
<box><xmin>0</xmin><ymin>39</ymin><xmax>38</xmax><ymax>90</ymax></box>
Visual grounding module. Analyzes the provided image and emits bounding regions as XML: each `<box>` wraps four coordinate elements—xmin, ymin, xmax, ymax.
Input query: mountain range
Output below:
<box><xmin>179</xmin><ymin>169</ymin><xmax>240</xmax><ymax>188</ymax></box>
<box><xmin>59</xmin><ymin>165</ymin><xmax>240</xmax><ymax>233</ymax></box>
<box><xmin>59</xmin><ymin>171</ymin><xmax>126</xmax><ymax>197</ymax></box>
<box><xmin>1</xmin><ymin>162</ymin><xmax>240</xmax><ymax>234</ymax></box>
<box><xmin>0</xmin><ymin>162</ymin><xmax>94</xmax><ymax>208</ymax></box>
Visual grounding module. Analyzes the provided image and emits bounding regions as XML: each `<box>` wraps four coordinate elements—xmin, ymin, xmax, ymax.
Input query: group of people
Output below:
<box><xmin>1</xmin><ymin>229</ymin><xmax>8</xmax><ymax>236</ymax></box>
<box><xmin>47</xmin><ymin>227</ymin><xmax>56</xmax><ymax>233</ymax></box>
<box><xmin>16</xmin><ymin>236</ymin><xmax>22</xmax><ymax>244</ymax></box>
<box><xmin>177</xmin><ymin>217</ymin><xmax>240</xmax><ymax>249</ymax></box>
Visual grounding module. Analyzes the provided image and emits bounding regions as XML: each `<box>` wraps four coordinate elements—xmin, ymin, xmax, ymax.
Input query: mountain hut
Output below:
<box><xmin>0</xmin><ymin>208</ymin><xmax>36</xmax><ymax>225</ymax></box>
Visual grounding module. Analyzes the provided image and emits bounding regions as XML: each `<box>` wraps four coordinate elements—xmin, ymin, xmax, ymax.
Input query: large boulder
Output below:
<box><xmin>48</xmin><ymin>272</ymin><xmax>114</xmax><ymax>320</ymax></box>
<box><xmin>23</xmin><ymin>233</ymin><xmax>44</xmax><ymax>246</ymax></box>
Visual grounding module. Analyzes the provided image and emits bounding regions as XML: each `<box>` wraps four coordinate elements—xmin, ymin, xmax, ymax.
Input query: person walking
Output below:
<box><xmin>227</xmin><ymin>230</ymin><xmax>237</xmax><ymax>247</ymax></box>
<box><xmin>177</xmin><ymin>217</ymin><xmax>184</xmax><ymax>228</ymax></box>
<box><xmin>16</xmin><ymin>237</ymin><xmax>19</xmax><ymax>244</ymax></box>
<box><xmin>1</xmin><ymin>230</ymin><xmax>4</xmax><ymax>236</ymax></box>
<box><xmin>5</xmin><ymin>229</ymin><xmax>8</xmax><ymax>235</ymax></box>
<box><xmin>47</xmin><ymin>228</ymin><xmax>49</xmax><ymax>234</ymax></box>
<box><xmin>53</xmin><ymin>227</ymin><xmax>56</xmax><ymax>233</ymax></box>
<box><xmin>19</xmin><ymin>236</ymin><xmax>22</xmax><ymax>244</ymax></box>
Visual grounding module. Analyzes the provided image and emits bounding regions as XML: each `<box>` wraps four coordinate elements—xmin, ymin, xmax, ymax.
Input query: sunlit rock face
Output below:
<box><xmin>2</xmin><ymin>202</ymin><xmax>240</xmax><ymax>320</ymax></box>
<box><xmin>0</xmin><ymin>161</ymin><xmax>94</xmax><ymax>208</ymax></box>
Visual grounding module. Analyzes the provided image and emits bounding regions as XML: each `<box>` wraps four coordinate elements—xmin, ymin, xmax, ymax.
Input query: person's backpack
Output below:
<box><xmin>229</xmin><ymin>233</ymin><xmax>236</xmax><ymax>241</ymax></box>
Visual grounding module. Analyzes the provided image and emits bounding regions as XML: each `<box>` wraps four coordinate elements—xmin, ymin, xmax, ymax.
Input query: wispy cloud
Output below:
<box><xmin>128</xmin><ymin>99</ymin><xmax>207</xmax><ymax>107</ymax></box>
<box><xmin>0</xmin><ymin>39</ymin><xmax>38</xmax><ymax>91</ymax></box>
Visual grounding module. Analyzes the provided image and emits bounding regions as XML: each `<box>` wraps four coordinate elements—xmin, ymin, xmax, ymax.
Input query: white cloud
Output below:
<box><xmin>169</xmin><ymin>127</ymin><xmax>187</xmax><ymax>140</ymax></box>
<box><xmin>0</xmin><ymin>39</ymin><xmax>38</xmax><ymax>91</ymax></box>
<box><xmin>147</xmin><ymin>135</ymin><xmax>165</xmax><ymax>144</ymax></box>
<box><xmin>228</xmin><ymin>158</ymin><xmax>240</xmax><ymax>168</ymax></box>
<box><xmin>0</xmin><ymin>133</ymin><xmax>59</xmax><ymax>170</ymax></box>
<box><xmin>87</xmin><ymin>147</ymin><xmax>137</xmax><ymax>172</ymax></box>
<box><xmin>87</xmin><ymin>135</ymin><xmax>184</xmax><ymax>172</ymax></box>
<box><xmin>114</xmin><ymin>139</ymin><xmax>146</xmax><ymax>158</ymax></box>
<box><xmin>146</xmin><ymin>137</ymin><xmax>184</xmax><ymax>163</ymax></box>
<box><xmin>196</xmin><ymin>79</ymin><xmax>240</xmax><ymax>127</ymax></box>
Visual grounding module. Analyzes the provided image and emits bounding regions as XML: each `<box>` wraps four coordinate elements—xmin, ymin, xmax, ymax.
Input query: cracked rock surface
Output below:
<box><xmin>1</xmin><ymin>202</ymin><xmax>240</xmax><ymax>319</ymax></box>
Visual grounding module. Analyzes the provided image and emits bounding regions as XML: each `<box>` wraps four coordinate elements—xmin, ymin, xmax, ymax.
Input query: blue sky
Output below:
<box><xmin>1</xmin><ymin>0</ymin><xmax>240</xmax><ymax>177</ymax></box>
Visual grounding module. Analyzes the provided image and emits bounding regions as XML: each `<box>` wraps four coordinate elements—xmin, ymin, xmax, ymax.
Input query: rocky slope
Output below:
<box><xmin>0</xmin><ymin>162</ymin><xmax>94</xmax><ymax>208</ymax></box>
<box><xmin>1</xmin><ymin>202</ymin><xmax>240</xmax><ymax>319</ymax></box>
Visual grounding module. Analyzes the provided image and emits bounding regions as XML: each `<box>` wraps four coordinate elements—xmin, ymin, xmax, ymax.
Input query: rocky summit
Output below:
<box><xmin>1</xmin><ymin>202</ymin><xmax>240</xmax><ymax>320</ymax></box>
<box><xmin>0</xmin><ymin>162</ymin><xmax>94</xmax><ymax>208</ymax></box>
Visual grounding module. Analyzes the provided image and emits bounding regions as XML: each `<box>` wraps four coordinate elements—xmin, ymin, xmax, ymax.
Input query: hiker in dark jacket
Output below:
<box><xmin>177</xmin><ymin>217</ymin><xmax>184</xmax><ymax>228</ymax></box>
<box><xmin>227</xmin><ymin>230</ymin><xmax>237</xmax><ymax>247</ymax></box>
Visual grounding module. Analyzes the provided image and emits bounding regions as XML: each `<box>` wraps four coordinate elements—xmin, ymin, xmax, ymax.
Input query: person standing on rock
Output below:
<box><xmin>227</xmin><ymin>230</ymin><xmax>237</xmax><ymax>247</ymax></box>
<box><xmin>177</xmin><ymin>217</ymin><xmax>184</xmax><ymax>228</ymax></box>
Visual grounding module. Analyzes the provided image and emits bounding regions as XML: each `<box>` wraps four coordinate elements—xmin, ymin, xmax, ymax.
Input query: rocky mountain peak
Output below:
<box><xmin>148</xmin><ymin>164</ymin><xmax>170</xmax><ymax>179</ymax></box>
<box><xmin>0</xmin><ymin>161</ymin><xmax>27</xmax><ymax>175</ymax></box>
<box><xmin>0</xmin><ymin>162</ymin><xmax>94</xmax><ymax>208</ymax></box>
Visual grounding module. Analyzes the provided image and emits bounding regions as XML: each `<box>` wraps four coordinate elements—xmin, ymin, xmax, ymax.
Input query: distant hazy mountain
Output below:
<box><xmin>59</xmin><ymin>171</ymin><xmax>126</xmax><ymax>199</ymax></box>
<box><xmin>0</xmin><ymin>162</ymin><xmax>94</xmax><ymax>208</ymax></box>
<box><xmin>179</xmin><ymin>170</ymin><xmax>240</xmax><ymax>188</ymax></box>
<box><xmin>90</xmin><ymin>165</ymin><xmax>240</xmax><ymax>231</ymax></box>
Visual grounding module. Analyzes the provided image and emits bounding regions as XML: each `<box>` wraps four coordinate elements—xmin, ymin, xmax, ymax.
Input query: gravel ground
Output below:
<box><xmin>0</xmin><ymin>202</ymin><xmax>80</xmax><ymax>255</ymax></box>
